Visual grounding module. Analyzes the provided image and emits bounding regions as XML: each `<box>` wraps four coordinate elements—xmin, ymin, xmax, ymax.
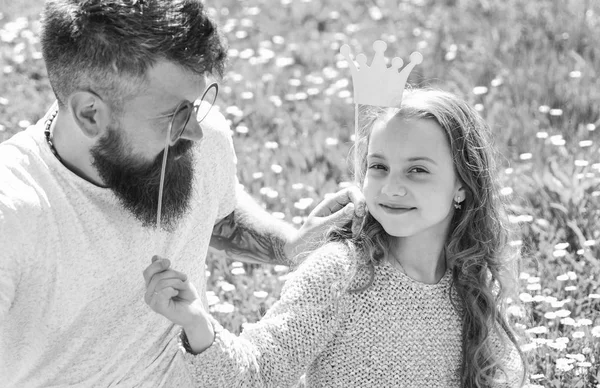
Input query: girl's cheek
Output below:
<box><xmin>362</xmin><ymin>184</ymin><xmax>377</xmax><ymax>205</ymax></box>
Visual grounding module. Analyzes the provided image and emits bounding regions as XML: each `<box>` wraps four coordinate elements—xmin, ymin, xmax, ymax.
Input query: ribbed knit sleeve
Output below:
<box><xmin>491</xmin><ymin>328</ymin><xmax>526</xmax><ymax>388</ymax></box>
<box><xmin>182</xmin><ymin>242</ymin><xmax>357</xmax><ymax>387</ymax></box>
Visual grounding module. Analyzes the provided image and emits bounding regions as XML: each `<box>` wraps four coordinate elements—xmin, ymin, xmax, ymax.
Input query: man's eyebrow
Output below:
<box><xmin>154</xmin><ymin>103</ymin><xmax>181</xmax><ymax>118</ymax></box>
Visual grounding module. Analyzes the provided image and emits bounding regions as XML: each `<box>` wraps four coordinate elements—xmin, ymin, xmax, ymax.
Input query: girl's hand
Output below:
<box><xmin>143</xmin><ymin>256</ymin><xmax>216</xmax><ymax>353</ymax></box>
<box><xmin>142</xmin><ymin>256</ymin><xmax>203</xmax><ymax>328</ymax></box>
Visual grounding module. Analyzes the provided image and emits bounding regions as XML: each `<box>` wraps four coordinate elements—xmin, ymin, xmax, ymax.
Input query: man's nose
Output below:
<box><xmin>180</xmin><ymin>115</ymin><xmax>204</xmax><ymax>142</ymax></box>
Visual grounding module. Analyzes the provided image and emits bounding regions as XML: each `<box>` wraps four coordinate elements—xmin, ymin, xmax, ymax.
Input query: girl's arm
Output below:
<box><xmin>142</xmin><ymin>256</ymin><xmax>215</xmax><ymax>352</ymax></box>
<box><xmin>490</xmin><ymin>326</ymin><xmax>528</xmax><ymax>388</ymax></box>
<box><xmin>143</xmin><ymin>242</ymin><xmax>356</xmax><ymax>387</ymax></box>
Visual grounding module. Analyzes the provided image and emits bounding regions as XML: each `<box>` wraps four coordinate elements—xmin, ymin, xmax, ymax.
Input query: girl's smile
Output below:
<box><xmin>378</xmin><ymin>203</ymin><xmax>416</xmax><ymax>214</ymax></box>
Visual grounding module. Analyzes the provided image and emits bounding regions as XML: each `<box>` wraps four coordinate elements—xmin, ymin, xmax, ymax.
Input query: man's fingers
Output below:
<box><xmin>325</xmin><ymin>203</ymin><xmax>356</xmax><ymax>227</ymax></box>
<box><xmin>344</xmin><ymin>186</ymin><xmax>366</xmax><ymax>217</ymax></box>
<box><xmin>311</xmin><ymin>194</ymin><xmax>343</xmax><ymax>217</ymax></box>
<box><xmin>311</xmin><ymin>190</ymin><xmax>351</xmax><ymax>217</ymax></box>
<box><xmin>351</xmin><ymin>212</ymin><xmax>364</xmax><ymax>238</ymax></box>
<box><xmin>312</xmin><ymin>187</ymin><xmax>366</xmax><ymax>218</ymax></box>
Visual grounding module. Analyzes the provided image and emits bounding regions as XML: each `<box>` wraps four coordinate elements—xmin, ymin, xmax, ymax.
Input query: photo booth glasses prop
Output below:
<box><xmin>156</xmin><ymin>82</ymin><xmax>219</xmax><ymax>231</ymax></box>
<box><xmin>166</xmin><ymin>82</ymin><xmax>219</xmax><ymax>145</ymax></box>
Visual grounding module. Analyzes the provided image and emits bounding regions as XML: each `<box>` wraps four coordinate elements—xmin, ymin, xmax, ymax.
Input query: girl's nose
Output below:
<box><xmin>381</xmin><ymin>182</ymin><xmax>407</xmax><ymax>197</ymax></box>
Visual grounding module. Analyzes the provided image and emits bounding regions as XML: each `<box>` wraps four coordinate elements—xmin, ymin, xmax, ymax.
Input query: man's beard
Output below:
<box><xmin>90</xmin><ymin>123</ymin><xmax>195</xmax><ymax>232</ymax></box>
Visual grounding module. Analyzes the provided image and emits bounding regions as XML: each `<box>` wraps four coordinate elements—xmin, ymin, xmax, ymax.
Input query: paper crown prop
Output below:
<box><xmin>340</xmin><ymin>40</ymin><xmax>423</xmax><ymax>107</ymax></box>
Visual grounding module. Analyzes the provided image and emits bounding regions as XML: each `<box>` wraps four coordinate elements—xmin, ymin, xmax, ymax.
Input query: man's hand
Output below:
<box><xmin>285</xmin><ymin>186</ymin><xmax>366</xmax><ymax>259</ymax></box>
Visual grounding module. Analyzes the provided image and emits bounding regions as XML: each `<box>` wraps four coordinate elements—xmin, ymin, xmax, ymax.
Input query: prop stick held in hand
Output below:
<box><xmin>339</xmin><ymin>40</ymin><xmax>423</xmax><ymax>236</ymax></box>
<box><xmin>156</xmin><ymin>126</ymin><xmax>173</xmax><ymax>232</ymax></box>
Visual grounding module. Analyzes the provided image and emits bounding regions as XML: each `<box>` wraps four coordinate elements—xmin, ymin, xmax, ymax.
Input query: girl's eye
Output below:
<box><xmin>409</xmin><ymin>166</ymin><xmax>429</xmax><ymax>174</ymax></box>
<box><xmin>368</xmin><ymin>163</ymin><xmax>388</xmax><ymax>171</ymax></box>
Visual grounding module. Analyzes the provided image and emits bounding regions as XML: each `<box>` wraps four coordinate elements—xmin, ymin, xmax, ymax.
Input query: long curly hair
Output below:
<box><xmin>330</xmin><ymin>88</ymin><xmax>527</xmax><ymax>386</ymax></box>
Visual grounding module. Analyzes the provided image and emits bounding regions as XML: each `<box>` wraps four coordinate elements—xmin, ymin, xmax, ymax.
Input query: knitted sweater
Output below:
<box><xmin>183</xmin><ymin>242</ymin><xmax>523</xmax><ymax>387</ymax></box>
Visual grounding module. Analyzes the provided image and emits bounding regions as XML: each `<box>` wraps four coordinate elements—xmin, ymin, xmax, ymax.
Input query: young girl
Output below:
<box><xmin>143</xmin><ymin>88</ymin><xmax>527</xmax><ymax>387</ymax></box>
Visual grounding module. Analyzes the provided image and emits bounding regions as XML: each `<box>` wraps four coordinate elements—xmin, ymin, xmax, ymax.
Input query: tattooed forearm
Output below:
<box><xmin>210</xmin><ymin>191</ymin><xmax>296</xmax><ymax>266</ymax></box>
<box><xmin>210</xmin><ymin>212</ymin><xmax>291</xmax><ymax>265</ymax></box>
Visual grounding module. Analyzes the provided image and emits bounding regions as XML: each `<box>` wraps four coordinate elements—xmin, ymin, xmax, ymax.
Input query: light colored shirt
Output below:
<box><xmin>0</xmin><ymin>109</ymin><xmax>237</xmax><ymax>387</ymax></box>
<box><xmin>184</xmin><ymin>242</ymin><xmax>524</xmax><ymax>387</ymax></box>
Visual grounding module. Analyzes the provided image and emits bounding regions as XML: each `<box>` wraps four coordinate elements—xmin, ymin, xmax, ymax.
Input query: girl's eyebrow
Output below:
<box><xmin>367</xmin><ymin>152</ymin><xmax>386</xmax><ymax>159</ymax></box>
<box><xmin>407</xmin><ymin>156</ymin><xmax>438</xmax><ymax>165</ymax></box>
<box><xmin>368</xmin><ymin>153</ymin><xmax>438</xmax><ymax>166</ymax></box>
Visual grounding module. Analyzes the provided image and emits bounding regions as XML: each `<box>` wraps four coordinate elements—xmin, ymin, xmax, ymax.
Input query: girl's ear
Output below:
<box><xmin>454</xmin><ymin>185</ymin><xmax>467</xmax><ymax>204</ymax></box>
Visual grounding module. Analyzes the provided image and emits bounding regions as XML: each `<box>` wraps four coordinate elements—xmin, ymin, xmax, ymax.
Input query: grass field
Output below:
<box><xmin>1</xmin><ymin>0</ymin><xmax>599</xmax><ymax>386</ymax></box>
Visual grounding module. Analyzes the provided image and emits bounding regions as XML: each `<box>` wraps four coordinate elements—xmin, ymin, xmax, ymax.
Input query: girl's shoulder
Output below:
<box><xmin>291</xmin><ymin>241</ymin><xmax>359</xmax><ymax>288</ymax></box>
<box><xmin>309</xmin><ymin>240</ymin><xmax>354</xmax><ymax>259</ymax></box>
<box><xmin>301</xmin><ymin>240</ymin><xmax>356</xmax><ymax>268</ymax></box>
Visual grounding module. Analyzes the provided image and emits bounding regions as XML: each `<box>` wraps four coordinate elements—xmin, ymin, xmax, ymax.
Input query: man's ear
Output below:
<box><xmin>68</xmin><ymin>91</ymin><xmax>112</xmax><ymax>139</ymax></box>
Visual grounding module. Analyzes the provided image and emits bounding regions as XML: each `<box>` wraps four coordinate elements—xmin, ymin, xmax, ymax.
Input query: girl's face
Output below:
<box><xmin>363</xmin><ymin>117</ymin><xmax>464</xmax><ymax>239</ymax></box>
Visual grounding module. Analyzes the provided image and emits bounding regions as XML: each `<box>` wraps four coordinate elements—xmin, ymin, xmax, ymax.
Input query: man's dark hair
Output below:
<box><xmin>41</xmin><ymin>0</ymin><xmax>228</xmax><ymax>110</ymax></box>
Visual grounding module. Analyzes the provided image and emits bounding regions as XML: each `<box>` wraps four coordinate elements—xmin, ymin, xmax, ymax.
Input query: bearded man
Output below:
<box><xmin>0</xmin><ymin>1</ymin><xmax>363</xmax><ymax>386</ymax></box>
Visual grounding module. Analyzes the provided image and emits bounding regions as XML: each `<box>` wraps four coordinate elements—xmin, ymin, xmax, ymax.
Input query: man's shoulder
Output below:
<box><xmin>0</xmin><ymin>123</ymin><xmax>45</xmax><ymax>166</ymax></box>
<box><xmin>194</xmin><ymin>128</ymin><xmax>233</xmax><ymax>161</ymax></box>
<box><xmin>192</xmin><ymin>114</ymin><xmax>237</xmax><ymax>182</ymax></box>
<box><xmin>198</xmin><ymin>110</ymin><xmax>234</xmax><ymax>144</ymax></box>
<box><xmin>1</xmin><ymin>126</ymin><xmax>38</xmax><ymax>156</ymax></box>
<box><xmin>0</xmin><ymin>128</ymin><xmax>48</xmax><ymax>215</ymax></box>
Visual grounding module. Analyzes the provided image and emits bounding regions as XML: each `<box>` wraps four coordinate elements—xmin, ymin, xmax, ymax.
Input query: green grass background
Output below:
<box><xmin>1</xmin><ymin>0</ymin><xmax>599</xmax><ymax>386</ymax></box>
